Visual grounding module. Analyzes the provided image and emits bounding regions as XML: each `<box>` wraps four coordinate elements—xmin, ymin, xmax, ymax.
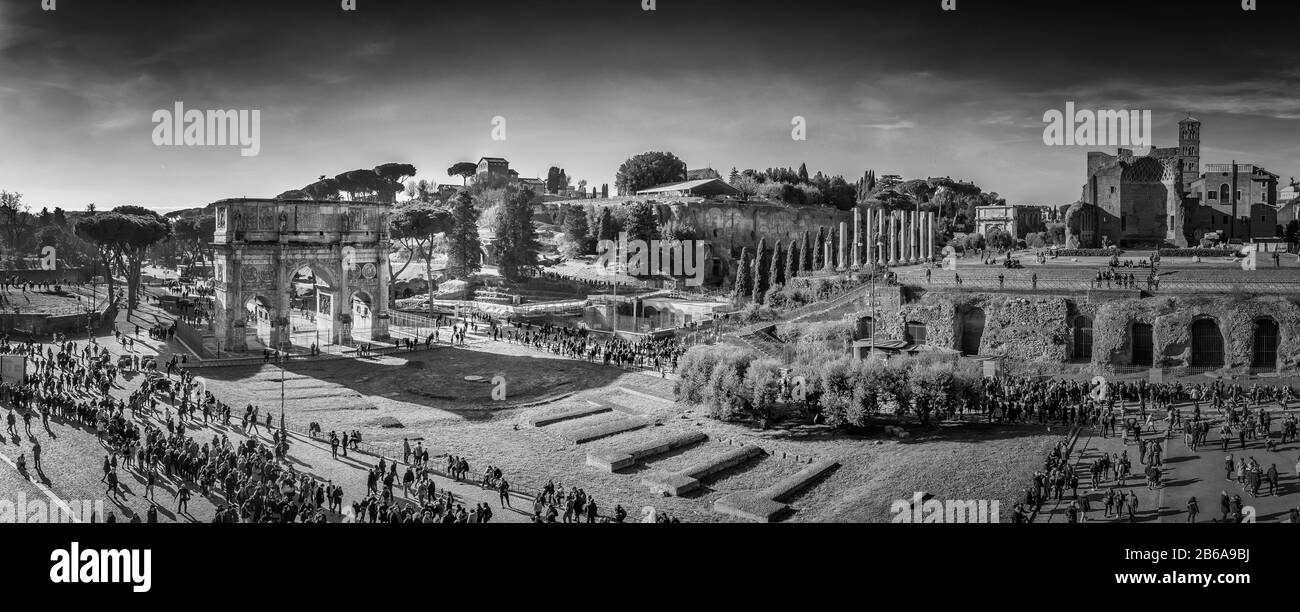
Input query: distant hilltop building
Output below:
<box><xmin>1071</xmin><ymin>115</ymin><xmax>1280</xmax><ymax>247</ymax></box>
<box><xmin>476</xmin><ymin>156</ymin><xmax>509</xmax><ymax>180</ymax></box>
<box><xmin>635</xmin><ymin>177</ymin><xmax>740</xmax><ymax>198</ymax></box>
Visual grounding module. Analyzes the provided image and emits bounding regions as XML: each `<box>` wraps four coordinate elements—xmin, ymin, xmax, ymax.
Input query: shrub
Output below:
<box><xmin>746</xmin><ymin>358</ymin><xmax>785</xmax><ymax>420</ymax></box>
<box><xmin>764</xmin><ymin>284</ymin><xmax>788</xmax><ymax>310</ymax></box>
<box><xmin>674</xmin><ymin>345</ymin><xmax>725</xmax><ymax>405</ymax></box>
<box><xmin>702</xmin><ymin>352</ymin><xmax>756</xmax><ymax>421</ymax></box>
<box><xmin>739</xmin><ymin>302</ymin><xmax>773</xmax><ymax>323</ymax></box>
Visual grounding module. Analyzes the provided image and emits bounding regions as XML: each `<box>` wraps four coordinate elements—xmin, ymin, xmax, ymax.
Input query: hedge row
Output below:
<box><xmin>1049</xmin><ymin>248</ymin><xmax>1125</xmax><ymax>257</ymax></box>
<box><xmin>1156</xmin><ymin>248</ymin><xmax>1239</xmax><ymax>257</ymax></box>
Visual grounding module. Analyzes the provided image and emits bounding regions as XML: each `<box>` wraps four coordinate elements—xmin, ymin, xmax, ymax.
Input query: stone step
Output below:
<box><xmin>714</xmin><ymin>459</ymin><xmax>840</xmax><ymax>523</ymax></box>
<box><xmin>560</xmin><ymin>417</ymin><xmax>649</xmax><ymax>444</ymax></box>
<box><xmin>527</xmin><ymin>402</ymin><xmax>611</xmax><ymax>427</ymax></box>
<box><xmin>586</xmin><ymin>431</ymin><xmax>708</xmax><ymax>472</ymax></box>
<box><xmin>643</xmin><ymin>445</ymin><xmax>765</xmax><ymax>497</ymax></box>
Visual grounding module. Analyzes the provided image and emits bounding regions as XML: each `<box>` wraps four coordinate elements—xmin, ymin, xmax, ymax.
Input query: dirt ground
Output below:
<box><xmin>194</xmin><ymin>340</ymin><xmax>1059</xmax><ymax>522</ymax></box>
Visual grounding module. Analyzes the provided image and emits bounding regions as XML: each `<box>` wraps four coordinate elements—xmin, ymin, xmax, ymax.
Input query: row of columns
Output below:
<box><xmin>833</xmin><ymin>207</ymin><xmax>937</xmax><ymax>269</ymax></box>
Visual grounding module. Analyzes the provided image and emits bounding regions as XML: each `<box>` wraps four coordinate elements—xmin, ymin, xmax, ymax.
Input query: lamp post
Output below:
<box><xmin>277</xmin><ymin>333</ymin><xmax>287</xmax><ymax>427</ymax></box>
<box><xmin>870</xmin><ymin>240</ymin><xmax>885</xmax><ymax>359</ymax></box>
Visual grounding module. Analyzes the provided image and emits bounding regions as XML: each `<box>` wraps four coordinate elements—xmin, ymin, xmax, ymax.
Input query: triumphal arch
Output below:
<box><xmin>209</xmin><ymin>198</ymin><xmax>392</xmax><ymax>353</ymax></box>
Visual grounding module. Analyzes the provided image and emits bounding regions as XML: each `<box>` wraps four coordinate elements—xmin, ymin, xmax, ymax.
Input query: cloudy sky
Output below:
<box><xmin>2</xmin><ymin>0</ymin><xmax>1298</xmax><ymax>212</ymax></box>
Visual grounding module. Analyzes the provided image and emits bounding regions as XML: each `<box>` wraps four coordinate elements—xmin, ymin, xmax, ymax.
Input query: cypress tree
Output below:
<box><xmin>786</xmin><ymin>239</ymin><xmax>800</xmax><ymax>281</ymax></box>
<box><xmin>769</xmin><ymin>242</ymin><xmax>785</xmax><ymax>289</ymax></box>
<box><xmin>802</xmin><ymin>231</ymin><xmax>814</xmax><ymax>272</ymax></box>
<box><xmin>734</xmin><ymin>247</ymin><xmax>752</xmax><ymax>300</ymax></box>
<box><xmin>814</xmin><ymin>227</ymin><xmax>826</xmax><ymax>269</ymax></box>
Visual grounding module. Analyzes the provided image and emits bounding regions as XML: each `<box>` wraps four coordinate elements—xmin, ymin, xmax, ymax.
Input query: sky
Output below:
<box><xmin>2</xmin><ymin>0</ymin><xmax>1299</xmax><ymax>213</ymax></box>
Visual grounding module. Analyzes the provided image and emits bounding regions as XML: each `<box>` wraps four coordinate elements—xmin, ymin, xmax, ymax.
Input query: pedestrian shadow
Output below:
<box><xmin>331</xmin><ymin>454</ymin><xmax>371</xmax><ymax>470</ymax></box>
<box><xmin>1257</xmin><ymin>510</ymin><xmax>1293</xmax><ymax>522</ymax></box>
<box><xmin>1163</xmin><ymin>478</ymin><xmax>1201</xmax><ymax>488</ymax></box>
<box><xmin>285</xmin><ymin>455</ymin><xmax>314</xmax><ymax>470</ymax></box>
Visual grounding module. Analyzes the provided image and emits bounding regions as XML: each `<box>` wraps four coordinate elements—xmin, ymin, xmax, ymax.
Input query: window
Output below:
<box><xmin>1237</xmin><ymin>190</ymin><xmax>1243</xmax><ymax>201</ymax></box>
<box><xmin>1110</xmin><ymin>186</ymin><xmax>1116</xmax><ymax>195</ymax></box>
<box><xmin>1121</xmin><ymin>213</ymin><xmax>1127</xmax><ymax>231</ymax></box>
<box><xmin>1169</xmin><ymin>215</ymin><xmax>1174</xmax><ymax>228</ymax></box>
<box><xmin>1207</xmin><ymin>191</ymin><xmax>1217</xmax><ymax>200</ymax></box>
<box><xmin>1220</xmin><ymin>184</ymin><xmax>1231</xmax><ymax>202</ymax></box>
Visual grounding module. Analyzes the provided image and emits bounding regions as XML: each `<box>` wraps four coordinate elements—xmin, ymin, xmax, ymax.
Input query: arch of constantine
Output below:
<box><xmin>209</xmin><ymin>198</ymin><xmax>392</xmax><ymax>353</ymax></box>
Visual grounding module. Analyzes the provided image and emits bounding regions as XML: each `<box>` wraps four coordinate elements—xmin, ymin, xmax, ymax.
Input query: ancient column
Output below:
<box><xmin>901</xmin><ymin>211</ymin><xmax>909</xmax><ymax>263</ymax></box>
<box><xmin>824</xmin><ymin>240</ymin><xmax>832</xmax><ymax>271</ymax></box>
<box><xmin>903</xmin><ymin>210</ymin><xmax>913</xmax><ymax>264</ymax></box>
<box><xmin>881</xmin><ymin>212</ymin><xmax>889</xmax><ymax>264</ymax></box>
<box><xmin>852</xmin><ymin>208</ymin><xmax>862</xmax><ymax>269</ymax></box>
<box><xmin>927</xmin><ymin>212</ymin><xmax>936</xmax><ymax>260</ymax></box>
<box><xmin>899</xmin><ymin>211</ymin><xmax>907</xmax><ymax>264</ymax></box>
<box><xmin>910</xmin><ymin>210</ymin><xmax>920</xmax><ymax>263</ymax></box>
<box><xmin>876</xmin><ymin>209</ymin><xmax>884</xmax><ymax>264</ymax></box>
<box><xmin>887</xmin><ymin>211</ymin><xmax>897</xmax><ymax>265</ymax></box>
<box><xmin>838</xmin><ymin>221</ymin><xmax>848</xmax><ymax>271</ymax></box>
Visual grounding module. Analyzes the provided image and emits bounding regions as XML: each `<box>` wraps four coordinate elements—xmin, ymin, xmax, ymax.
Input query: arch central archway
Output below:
<box><xmin>243</xmin><ymin>295</ymin><xmax>274</xmax><ymax>350</ymax></box>
<box><xmin>350</xmin><ymin>289</ymin><xmax>375</xmax><ymax>341</ymax></box>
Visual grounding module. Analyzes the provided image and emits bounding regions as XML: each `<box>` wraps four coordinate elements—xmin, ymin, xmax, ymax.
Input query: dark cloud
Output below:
<box><xmin>2</xmin><ymin>0</ymin><xmax>1298</xmax><ymax>210</ymax></box>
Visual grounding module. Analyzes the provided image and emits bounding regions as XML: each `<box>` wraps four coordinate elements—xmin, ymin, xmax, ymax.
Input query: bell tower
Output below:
<box><xmin>1178</xmin><ymin>113</ymin><xmax>1201</xmax><ymax>189</ymax></box>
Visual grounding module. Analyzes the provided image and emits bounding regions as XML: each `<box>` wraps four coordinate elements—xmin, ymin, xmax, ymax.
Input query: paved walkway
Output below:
<box><xmin>1</xmin><ymin>303</ymin><xmax>532</xmax><ymax>523</ymax></box>
<box><xmin>1036</xmin><ymin>401</ymin><xmax>1300</xmax><ymax>523</ymax></box>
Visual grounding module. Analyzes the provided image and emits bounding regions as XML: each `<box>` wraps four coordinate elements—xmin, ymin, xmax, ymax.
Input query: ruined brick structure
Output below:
<box><xmin>878</xmin><ymin>289</ymin><xmax>1294</xmax><ymax>375</ymax></box>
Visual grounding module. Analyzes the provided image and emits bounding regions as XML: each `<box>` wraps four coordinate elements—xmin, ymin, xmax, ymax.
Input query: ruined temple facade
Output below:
<box><xmin>1077</xmin><ymin>116</ymin><xmax>1200</xmax><ymax>248</ymax></box>
<box><xmin>210</xmin><ymin>198</ymin><xmax>392</xmax><ymax>352</ymax></box>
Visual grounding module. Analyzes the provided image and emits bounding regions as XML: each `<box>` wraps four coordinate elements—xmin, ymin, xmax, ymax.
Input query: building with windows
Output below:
<box><xmin>1185</xmin><ymin>163</ymin><xmax>1279</xmax><ymax>241</ymax></box>
<box><xmin>476</xmin><ymin>157</ymin><xmax>509</xmax><ymax>180</ymax></box>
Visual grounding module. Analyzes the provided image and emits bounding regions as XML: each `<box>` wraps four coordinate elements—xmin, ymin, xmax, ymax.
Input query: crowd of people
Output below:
<box><xmin>984</xmin><ymin>374</ymin><xmax>1300</xmax><ymax>523</ymax></box>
